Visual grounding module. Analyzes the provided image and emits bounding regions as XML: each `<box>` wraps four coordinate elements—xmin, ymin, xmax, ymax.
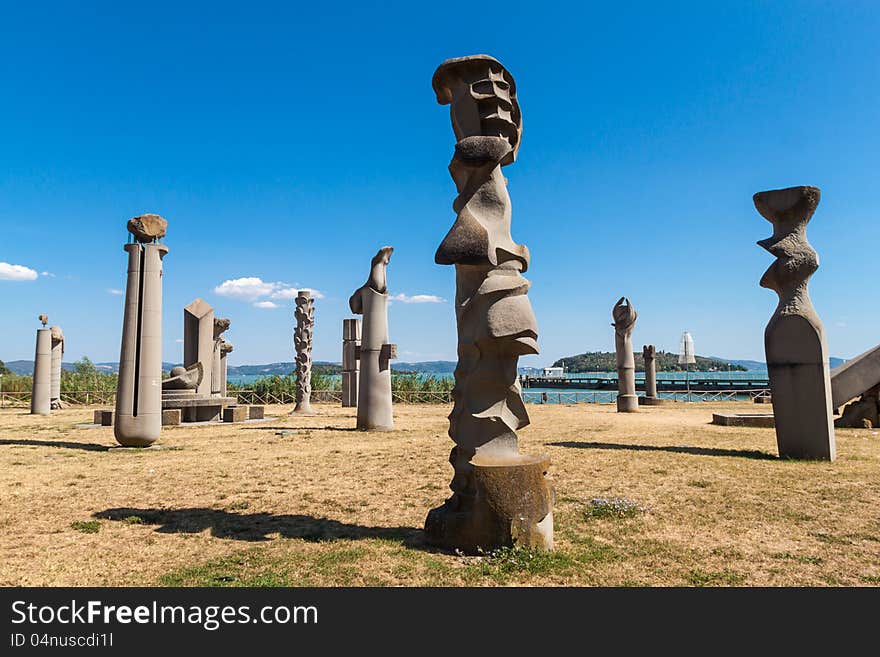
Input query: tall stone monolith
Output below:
<box><xmin>640</xmin><ymin>344</ymin><xmax>663</xmax><ymax>405</ymax></box>
<box><xmin>291</xmin><ymin>290</ymin><xmax>316</xmax><ymax>415</ymax></box>
<box><xmin>613</xmin><ymin>297</ymin><xmax>638</xmax><ymax>412</ymax></box>
<box><xmin>50</xmin><ymin>325</ymin><xmax>64</xmax><ymax>410</ymax></box>
<box><xmin>220</xmin><ymin>340</ymin><xmax>233</xmax><ymax>398</ymax></box>
<box><xmin>424</xmin><ymin>54</ymin><xmax>553</xmax><ymax>553</ymax></box>
<box><xmin>342</xmin><ymin>318</ymin><xmax>361</xmax><ymax>407</ymax></box>
<box><xmin>184</xmin><ymin>298</ymin><xmax>215</xmax><ymax>397</ymax></box>
<box><xmin>211</xmin><ymin>318</ymin><xmax>230</xmax><ymax>395</ymax></box>
<box><xmin>349</xmin><ymin>249</ymin><xmax>395</xmax><ymax>429</ymax></box>
<box><xmin>115</xmin><ymin>214</ymin><xmax>169</xmax><ymax>446</ymax></box>
<box><xmin>31</xmin><ymin>315</ymin><xmax>51</xmax><ymax>415</ymax></box>
<box><xmin>755</xmin><ymin>185</ymin><xmax>835</xmax><ymax>460</ymax></box>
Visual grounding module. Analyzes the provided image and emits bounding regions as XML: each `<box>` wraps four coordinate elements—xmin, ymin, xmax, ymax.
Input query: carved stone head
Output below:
<box><xmin>213</xmin><ymin>318</ymin><xmax>231</xmax><ymax>339</ymax></box>
<box><xmin>612</xmin><ymin>297</ymin><xmax>637</xmax><ymax>337</ymax></box>
<box><xmin>432</xmin><ymin>54</ymin><xmax>521</xmax><ymax>165</ymax></box>
<box><xmin>38</xmin><ymin>314</ymin><xmax>48</xmax><ymax>327</ymax></box>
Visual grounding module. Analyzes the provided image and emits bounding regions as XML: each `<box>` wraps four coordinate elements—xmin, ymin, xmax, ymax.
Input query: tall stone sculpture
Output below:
<box><xmin>31</xmin><ymin>315</ymin><xmax>51</xmax><ymax>415</ymax></box>
<box><xmin>349</xmin><ymin>249</ymin><xmax>395</xmax><ymax>429</ymax></box>
<box><xmin>755</xmin><ymin>185</ymin><xmax>835</xmax><ymax>460</ymax></box>
<box><xmin>50</xmin><ymin>325</ymin><xmax>64</xmax><ymax>410</ymax></box>
<box><xmin>424</xmin><ymin>54</ymin><xmax>553</xmax><ymax>553</ymax></box>
<box><xmin>183</xmin><ymin>298</ymin><xmax>215</xmax><ymax>397</ymax></box>
<box><xmin>219</xmin><ymin>340</ymin><xmax>233</xmax><ymax>398</ymax></box>
<box><xmin>115</xmin><ymin>214</ymin><xmax>168</xmax><ymax>447</ymax></box>
<box><xmin>613</xmin><ymin>297</ymin><xmax>638</xmax><ymax>412</ymax></box>
<box><xmin>341</xmin><ymin>318</ymin><xmax>361</xmax><ymax>407</ymax></box>
<box><xmin>640</xmin><ymin>344</ymin><xmax>662</xmax><ymax>405</ymax></box>
<box><xmin>291</xmin><ymin>290</ymin><xmax>316</xmax><ymax>415</ymax></box>
<box><xmin>211</xmin><ymin>317</ymin><xmax>231</xmax><ymax>395</ymax></box>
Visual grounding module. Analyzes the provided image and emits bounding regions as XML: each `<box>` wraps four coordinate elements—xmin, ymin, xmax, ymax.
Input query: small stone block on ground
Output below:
<box><xmin>223</xmin><ymin>406</ymin><xmax>248</xmax><ymax>423</ymax></box>
<box><xmin>162</xmin><ymin>409</ymin><xmax>182</xmax><ymax>426</ymax></box>
<box><xmin>94</xmin><ymin>410</ymin><xmax>113</xmax><ymax>426</ymax></box>
<box><xmin>248</xmin><ymin>405</ymin><xmax>265</xmax><ymax>420</ymax></box>
<box><xmin>712</xmin><ymin>412</ymin><xmax>775</xmax><ymax>428</ymax></box>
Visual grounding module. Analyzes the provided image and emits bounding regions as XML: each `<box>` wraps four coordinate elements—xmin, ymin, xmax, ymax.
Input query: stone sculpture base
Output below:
<box><xmin>290</xmin><ymin>403</ymin><xmax>317</xmax><ymax>416</ymax></box>
<box><xmin>617</xmin><ymin>395</ymin><xmax>639</xmax><ymax>412</ymax></box>
<box><xmin>162</xmin><ymin>391</ymin><xmax>237</xmax><ymax>424</ymax></box>
<box><xmin>94</xmin><ymin>410</ymin><xmax>114</xmax><ymax>426</ymax></box>
<box><xmin>638</xmin><ymin>396</ymin><xmax>664</xmax><ymax>406</ymax></box>
<box><xmin>223</xmin><ymin>406</ymin><xmax>248</xmax><ymax>423</ymax></box>
<box><xmin>162</xmin><ymin>409</ymin><xmax>182</xmax><ymax>426</ymax></box>
<box><xmin>425</xmin><ymin>454</ymin><xmax>554</xmax><ymax>554</ymax></box>
<box><xmin>712</xmin><ymin>413</ymin><xmax>775</xmax><ymax>428</ymax></box>
<box><xmin>835</xmin><ymin>389</ymin><xmax>880</xmax><ymax>428</ymax></box>
<box><xmin>249</xmin><ymin>406</ymin><xmax>265</xmax><ymax>420</ymax></box>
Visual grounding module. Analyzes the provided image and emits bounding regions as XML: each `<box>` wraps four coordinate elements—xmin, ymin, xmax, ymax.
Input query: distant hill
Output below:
<box><xmin>552</xmin><ymin>351</ymin><xmax>747</xmax><ymax>373</ymax></box>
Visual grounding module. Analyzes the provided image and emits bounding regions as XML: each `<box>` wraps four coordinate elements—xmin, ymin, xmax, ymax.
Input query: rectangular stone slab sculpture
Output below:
<box><xmin>638</xmin><ymin>344</ymin><xmax>663</xmax><ymax>405</ymax></box>
<box><xmin>183</xmin><ymin>298</ymin><xmax>215</xmax><ymax>397</ymax></box>
<box><xmin>211</xmin><ymin>317</ymin><xmax>230</xmax><ymax>396</ymax></box>
<box><xmin>342</xmin><ymin>318</ymin><xmax>361</xmax><ymax>407</ymax></box>
<box><xmin>755</xmin><ymin>186</ymin><xmax>835</xmax><ymax>460</ymax></box>
<box><xmin>114</xmin><ymin>214</ymin><xmax>169</xmax><ymax>447</ymax></box>
<box><xmin>349</xmin><ymin>248</ymin><xmax>395</xmax><ymax>430</ymax></box>
<box><xmin>30</xmin><ymin>317</ymin><xmax>51</xmax><ymax>416</ymax></box>
<box><xmin>423</xmin><ymin>54</ymin><xmax>554</xmax><ymax>553</ymax></box>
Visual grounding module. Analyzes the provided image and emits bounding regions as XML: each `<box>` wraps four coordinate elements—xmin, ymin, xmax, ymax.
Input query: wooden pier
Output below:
<box><xmin>520</xmin><ymin>375</ymin><xmax>769</xmax><ymax>392</ymax></box>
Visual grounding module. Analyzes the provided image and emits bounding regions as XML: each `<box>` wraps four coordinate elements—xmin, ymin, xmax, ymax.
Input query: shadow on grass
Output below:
<box><xmin>95</xmin><ymin>507</ymin><xmax>425</xmax><ymax>547</ymax></box>
<box><xmin>0</xmin><ymin>438</ymin><xmax>110</xmax><ymax>452</ymax></box>
<box><xmin>548</xmin><ymin>441</ymin><xmax>777</xmax><ymax>460</ymax></box>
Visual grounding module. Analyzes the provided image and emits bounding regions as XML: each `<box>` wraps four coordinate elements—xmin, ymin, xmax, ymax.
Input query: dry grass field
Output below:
<box><xmin>1</xmin><ymin>401</ymin><xmax>878</xmax><ymax>587</ymax></box>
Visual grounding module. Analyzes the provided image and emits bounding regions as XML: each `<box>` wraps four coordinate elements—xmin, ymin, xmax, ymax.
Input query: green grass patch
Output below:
<box><xmin>70</xmin><ymin>520</ymin><xmax>101</xmax><ymax>534</ymax></box>
<box><xmin>771</xmin><ymin>551</ymin><xmax>823</xmax><ymax>565</ymax></box>
<box><xmin>685</xmin><ymin>568</ymin><xmax>747</xmax><ymax>586</ymax></box>
<box><xmin>122</xmin><ymin>515</ymin><xmax>144</xmax><ymax>525</ymax></box>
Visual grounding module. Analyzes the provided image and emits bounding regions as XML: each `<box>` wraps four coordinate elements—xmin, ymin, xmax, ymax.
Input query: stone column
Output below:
<box><xmin>613</xmin><ymin>297</ymin><xmax>638</xmax><ymax>412</ymax></box>
<box><xmin>50</xmin><ymin>325</ymin><xmax>64</xmax><ymax>410</ymax></box>
<box><xmin>755</xmin><ymin>185</ymin><xmax>835</xmax><ymax>460</ymax></box>
<box><xmin>211</xmin><ymin>318</ymin><xmax>230</xmax><ymax>396</ymax></box>
<box><xmin>115</xmin><ymin>214</ymin><xmax>169</xmax><ymax>447</ymax></box>
<box><xmin>424</xmin><ymin>55</ymin><xmax>553</xmax><ymax>554</ymax></box>
<box><xmin>639</xmin><ymin>344</ymin><xmax>662</xmax><ymax>406</ymax></box>
<box><xmin>220</xmin><ymin>340</ymin><xmax>233</xmax><ymax>398</ymax></box>
<box><xmin>30</xmin><ymin>316</ymin><xmax>51</xmax><ymax>415</ymax></box>
<box><xmin>184</xmin><ymin>298</ymin><xmax>214</xmax><ymax>397</ymax></box>
<box><xmin>292</xmin><ymin>290</ymin><xmax>316</xmax><ymax>415</ymax></box>
<box><xmin>342</xmin><ymin>319</ymin><xmax>361</xmax><ymax>407</ymax></box>
<box><xmin>349</xmin><ymin>252</ymin><xmax>395</xmax><ymax>429</ymax></box>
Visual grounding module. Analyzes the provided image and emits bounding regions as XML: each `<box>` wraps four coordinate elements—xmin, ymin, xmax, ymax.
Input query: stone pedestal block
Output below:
<box><xmin>223</xmin><ymin>406</ymin><xmax>248</xmax><ymax>423</ymax></box>
<box><xmin>94</xmin><ymin>410</ymin><xmax>114</xmax><ymax>426</ymax></box>
<box><xmin>162</xmin><ymin>409</ymin><xmax>182</xmax><ymax>426</ymax></box>
<box><xmin>248</xmin><ymin>405</ymin><xmax>265</xmax><ymax>420</ymax></box>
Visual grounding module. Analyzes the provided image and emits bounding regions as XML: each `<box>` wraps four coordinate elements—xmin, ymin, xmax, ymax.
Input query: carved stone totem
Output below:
<box><xmin>342</xmin><ymin>318</ymin><xmax>361</xmax><ymax>407</ymax></box>
<box><xmin>50</xmin><ymin>325</ymin><xmax>65</xmax><ymax>410</ymax></box>
<box><xmin>349</xmin><ymin>249</ymin><xmax>395</xmax><ymax>429</ymax></box>
<box><xmin>115</xmin><ymin>214</ymin><xmax>168</xmax><ymax>446</ymax></box>
<box><xmin>31</xmin><ymin>315</ymin><xmax>51</xmax><ymax>416</ymax></box>
<box><xmin>291</xmin><ymin>290</ymin><xmax>316</xmax><ymax>415</ymax></box>
<box><xmin>613</xmin><ymin>297</ymin><xmax>638</xmax><ymax>412</ymax></box>
<box><xmin>211</xmin><ymin>318</ymin><xmax>231</xmax><ymax>395</ymax></box>
<box><xmin>424</xmin><ymin>54</ymin><xmax>553</xmax><ymax>553</ymax></box>
<box><xmin>755</xmin><ymin>185</ymin><xmax>835</xmax><ymax>460</ymax></box>
<box><xmin>640</xmin><ymin>344</ymin><xmax>662</xmax><ymax>406</ymax></box>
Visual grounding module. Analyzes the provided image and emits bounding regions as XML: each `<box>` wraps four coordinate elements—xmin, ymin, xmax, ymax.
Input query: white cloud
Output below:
<box><xmin>0</xmin><ymin>262</ymin><xmax>39</xmax><ymax>281</ymax></box>
<box><xmin>270</xmin><ymin>286</ymin><xmax>325</xmax><ymax>300</ymax></box>
<box><xmin>41</xmin><ymin>271</ymin><xmax>55</xmax><ymax>277</ymax></box>
<box><xmin>214</xmin><ymin>276</ymin><xmax>324</xmax><ymax>305</ymax></box>
<box><xmin>214</xmin><ymin>277</ymin><xmax>278</xmax><ymax>301</ymax></box>
<box><xmin>107</xmin><ymin>288</ymin><xmax>124</xmax><ymax>295</ymax></box>
<box><xmin>390</xmin><ymin>293</ymin><xmax>445</xmax><ymax>304</ymax></box>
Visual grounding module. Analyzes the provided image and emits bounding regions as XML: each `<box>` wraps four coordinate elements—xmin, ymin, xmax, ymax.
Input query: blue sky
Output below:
<box><xmin>1</xmin><ymin>1</ymin><xmax>878</xmax><ymax>368</ymax></box>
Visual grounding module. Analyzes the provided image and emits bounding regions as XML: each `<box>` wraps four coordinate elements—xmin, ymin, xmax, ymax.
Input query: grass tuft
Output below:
<box><xmin>584</xmin><ymin>497</ymin><xmax>648</xmax><ymax>519</ymax></box>
<box><xmin>70</xmin><ymin>520</ymin><xmax>101</xmax><ymax>534</ymax></box>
